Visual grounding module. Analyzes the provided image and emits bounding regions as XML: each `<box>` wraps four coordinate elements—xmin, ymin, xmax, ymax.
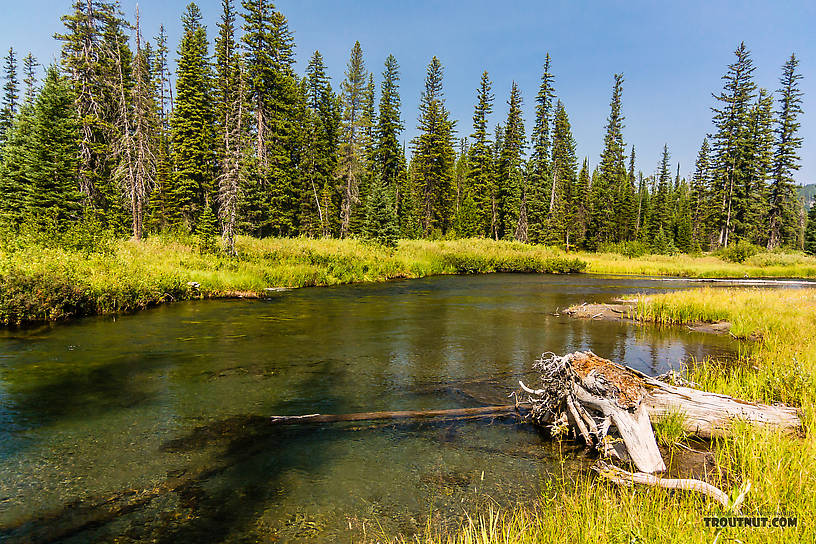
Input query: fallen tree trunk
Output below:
<box><xmin>269</xmin><ymin>405</ymin><xmax>518</xmax><ymax>424</ymax></box>
<box><xmin>640</xmin><ymin>378</ymin><xmax>801</xmax><ymax>439</ymax></box>
<box><xmin>519</xmin><ymin>351</ymin><xmax>802</xmax><ymax>474</ymax></box>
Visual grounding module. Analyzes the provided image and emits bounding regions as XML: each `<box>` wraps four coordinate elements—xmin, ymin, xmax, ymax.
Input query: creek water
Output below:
<box><xmin>0</xmin><ymin>274</ymin><xmax>740</xmax><ymax>543</ymax></box>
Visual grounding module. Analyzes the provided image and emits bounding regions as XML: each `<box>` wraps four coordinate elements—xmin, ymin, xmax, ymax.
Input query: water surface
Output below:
<box><xmin>0</xmin><ymin>274</ymin><xmax>738</xmax><ymax>542</ymax></box>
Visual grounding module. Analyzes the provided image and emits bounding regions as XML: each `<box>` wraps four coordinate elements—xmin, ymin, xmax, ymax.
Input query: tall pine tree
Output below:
<box><xmin>768</xmin><ymin>54</ymin><xmax>804</xmax><ymax>249</ymax></box>
<box><xmin>412</xmin><ymin>56</ymin><xmax>456</xmax><ymax>236</ymax></box>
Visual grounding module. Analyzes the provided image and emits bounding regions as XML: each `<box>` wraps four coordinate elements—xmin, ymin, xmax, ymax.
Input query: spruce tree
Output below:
<box><xmin>497</xmin><ymin>82</ymin><xmax>525</xmax><ymax>240</ymax></box>
<box><xmin>527</xmin><ymin>55</ymin><xmax>555</xmax><ymax>243</ymax></box>
<box><xmin>768</xmin><ymin>54</ymin><xmax>804</xmax><ymax>249</ymax></box>
<box><xmin>573</xmin><ymin>158</ymin><xmax>591</xmax><ymax>247</ymax></box>
<box><xmin>412</xmin><ymin>56</ymin><xmax>456</xmax><ymax>236</ymax></box>
<box><xmin>22</xmin><ymin>53</ymin><xmax>40</xmax><ymax>104</ymax></box>
<box><xmin>549</xmin><ymin>101</ymin><xmax>578</xmax><ymax>246</ymax></box>
<box><xmin>589</xmin><ymin>74</ymin><xmax>627</xmax><ymax>247</ymax></box>
<box><xmin>171</xmin><ymin>2</ymin><xmax>216</xmax><ymax>230</ymax></box>
<box><xmin>375</xmin><ymin>55</ymin><xmax>404</xmax><ymax>215</ymax></box>
<box><xmin>648</xmin><ymin>144</ymin><xmax>672</xmax><ymax>245</ymax></box>
<box><xmin>338</xmin><ymin>41</ymin><xmax>368</xmax><ymax>237</ymax></box>
<box><xmin>0</xmin><ymin>104</ymin><xmax>34</xmax><ymax>228</ymax></box>
<box><xmin>689</xmin><ymin>138</ymin><xmax>712</xmax><ymax>247</ymax></box>
<box><xmin>1</xmin><ymin>47</ymin><xmax>19</xmax><ymax>148</ymax></box>
<box><xmin>23</xmin><ymin>66</ymin><xmax>82</xmax><ymax>228</ymax></box>
<box><xmin>805</xmin><ymin>203</ymin><xmax>816</xmax><ymax>255</ymax></box>
<box><xmin>364</xmin><ymin>176</ymin><xmax>399</xmax><ymax>247</ymax></box>
<box><xmin>466</xmin><ymin>71</ymin><xmax>494</xmax><ymax>237</ymax></box>
<box><xmin>240</xmin><ymin>0</ymin><xmax>301</xmax><ymax>236</ymax></box>
<box><xmin>57</xmin><ymin>0</ymin><xmax>131</xmax><ymax>224</ymax></box>
<box><xmin>710</xmin><ymin>42</ymin><xmax>757</xmax><ymax>247</ymax></box>
<box><xmin>304</xmin><ymin>51</ymin><xmax>341</xmax><ymax>237</ymax></box>
<box><xmin>738</xmin><ymin>88</ymin><xmax>773</xmax><ymax>244</ymax></box>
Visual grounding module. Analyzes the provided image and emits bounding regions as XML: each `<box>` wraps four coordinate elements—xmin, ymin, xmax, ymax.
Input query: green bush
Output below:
<box><xmin>718</xmin><ymin>240</ymin><xmax>761</xmax><ymax>263</ymax></box>
<box><xmin>0</xmin><ymin>267</ymin><xmax>93</xmax><ymax>325</ymax></box>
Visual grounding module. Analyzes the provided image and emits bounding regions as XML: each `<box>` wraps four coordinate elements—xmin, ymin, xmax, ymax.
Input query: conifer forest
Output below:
<box><xmin>0</xmin><ymin>1</ymin><xmax>809</xmax><ymax>254</ymax></box>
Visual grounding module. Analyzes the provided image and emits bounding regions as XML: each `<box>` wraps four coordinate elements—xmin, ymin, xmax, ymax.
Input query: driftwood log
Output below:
<box><xmin>269</xmin><ymin>405</ymin><xmax>518</xmax><ymax>424</ymax></box>
<box><xmin>518</xmin><ymin>351</ymin><xmax>801</xmax><ymax>474</ymax></box>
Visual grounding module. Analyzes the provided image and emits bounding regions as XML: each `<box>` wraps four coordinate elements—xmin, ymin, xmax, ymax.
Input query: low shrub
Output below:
<box><xmin>717</xmin><ymin>240</ymin><xmax>761</xmax><ymax>263</ymax></box>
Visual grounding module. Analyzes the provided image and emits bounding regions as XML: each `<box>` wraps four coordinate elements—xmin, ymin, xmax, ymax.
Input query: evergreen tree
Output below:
<box><xmin>363</xmin><ymin>176</ymin><xmax>399</xmax><ymax>247</ymax></box>
<box><xmin>412</xmin><ymin>56</ymin><xmax>456</xmax><ymax>236</ymax></box>
<box><xmin>573</xmin><ymin>158</ymin><xmax>591</xmax><ymax>247</ymax></box>
<box><xmin>121</xmin><ymin>7</ymin><xmax>158</xmax><ymax>240</ymax></box>
<box><xmin>689</xmin><ymin>138</ymin><xmax>712</xmax><ymax>247</ymax></box>
<box><xmin>648</xmin><ymin>144</ymin><xmax>672</xmax><ymax>245</ymax></box>
<box><xmin>673</xmin><ymin>177</ymin><xmax>693</xmax><ymax>252</ymax></box>
<box><xmin>154</xmin><ymin>25</ymin><xmax>172</xmax><ymax>125</ymax></box>
<box><xmin>497</xmin><ymin>82</ymin><xmax>525</xmax><ymax>240</ymax></box>
<box><xmin>241</xmin><ymin>0</ymin><xmax>301</xmax><ymax>236</ymax></box>
<box><xmin>303</xmin><ymin>51</ymin><xmax>340</xmax><ymax>237</ymax></box>
<box><xmin>0</xmin><ymin>104</ymin><xmax>34</xmax><ymax>227</ymax></box>
<box><xmin>549</xmin><ymin>101</ymin><xmax>578</xmax><ymax>246</ymax></box>
<box><xmin>23</xmin><ymin>66</ymin><xmax>83</xmax><ymax>227</ymax></box>
<box><xmin>805</xmin><ymin>203</ymin><xmax>816</xmax><ymax>255</ymax></box>
<box><xmin>57</xmin><ymin>0</ymin><xmax>131</xmax><ymax>223</ymax></box>
<box><xmin>710</xmin><ymin>42</ymin><xmax>756</xmax><ymax>247</ymax></box>
<box><xmin>171</xmin><ymin>2</ymin><xmax>216</xmax><ymax>230</ymax></box>
<box><xmin>1</xmin><ymin>47</ymin><xmax>19</xmax><ymax>148</ymax></box>
<box><xmin>338</xmin><ymin>40</ymin><xmax>368</xmax><ymax>237</ymax></box>
<box><xmin>466</xmin><ymin>71</ymin><xmax>494</xmax><ymax>237</ymax></box>
<box><xmin>768</xmin><ymin>54</ymin><xmax>804</xmax><ymax>249</ymax></box>
<box><xmin>375</xmin><ymin>55</ymin><xmax>404</xmax><ymax>215</ymax></box>
<box><xmin>589</xmin><ymin>73</ymin><xmax>627</xmax><ymax>247</ymax></box>
<box><xmin>22</xmin><ymin>53</ymin><xmax>40</xmax><ymax>104</ymax></box>
<box><xmin>527</xmin><ymin>55</ymin><xmax>555</xmax><ymax>243</ymax></box>
<box><xmin>737</xmin><ymin>88</ymin><xmax>773</xmax><ymax>244</ymax></box>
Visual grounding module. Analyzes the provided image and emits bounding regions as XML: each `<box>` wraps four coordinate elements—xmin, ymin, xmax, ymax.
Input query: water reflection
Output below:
<box><xmin>0</xmin><ymin>274</ymin><xmax>743</xmax><ymax>542</ymax></box>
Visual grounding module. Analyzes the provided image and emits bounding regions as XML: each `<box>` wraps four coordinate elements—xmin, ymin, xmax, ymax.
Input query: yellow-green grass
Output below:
<box><xmin>403</xmin><ymin>287</ymin><xmax>816</xmax><ymax>543</ymax></box>
<box><xmin>0</xmin><ymin>236</ymin><xmax>585</xmax><ymax>325</ymax></box>
<box><xmin>578</xmin><ymin>250</ymin><xmax>816</xmax><ymax>278</ymax></box>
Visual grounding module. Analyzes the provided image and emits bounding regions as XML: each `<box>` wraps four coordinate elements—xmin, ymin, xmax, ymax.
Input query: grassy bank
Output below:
<box><xmin>0</xmin><ymin>236</ymin><xmax>585</xmax><ymax>326</ymax></box>
<box><xmin>579</xmin><ymin>250</ymin><xmax>816</xmax><ymax>278</ymax></box>
<box><xmin>407</xmin><ymin>287</ymin><xmax>815</xmax><ymax>543</ymax></box>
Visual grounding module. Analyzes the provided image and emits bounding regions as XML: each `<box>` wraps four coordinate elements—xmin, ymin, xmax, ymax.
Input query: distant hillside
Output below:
<box><xmin>797</xmin><ymin>184</ymin><xmax>816</xmax><ymax>208</ymax></box>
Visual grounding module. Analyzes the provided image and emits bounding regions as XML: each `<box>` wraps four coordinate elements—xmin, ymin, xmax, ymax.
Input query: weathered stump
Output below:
<box><xmin>519</xmin><ymin>351</ymin><xmax>801</xmax><ymax>474</ymax></box>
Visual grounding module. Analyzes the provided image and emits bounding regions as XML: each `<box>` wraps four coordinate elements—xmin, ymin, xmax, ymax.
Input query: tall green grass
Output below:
<box><xmin>0</xmin><ymin>236</ymin><xmax>585</xmax><ymax>325</ymax></box>
<box><xmin>580</xmin><ymin>250</ymin><xmax>816</xmax><ymax>278</ymax></box>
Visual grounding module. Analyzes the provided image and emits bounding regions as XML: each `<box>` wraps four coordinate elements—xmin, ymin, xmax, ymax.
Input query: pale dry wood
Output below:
<box><xmin>594</xmin><ymin>461</ymin><xmax>734</xmax><ymax>509</ymax></box>
<box><xmin>520</xmin><ymin>351</ymin><xmax>802</xmax><ymax>474</ymax></box>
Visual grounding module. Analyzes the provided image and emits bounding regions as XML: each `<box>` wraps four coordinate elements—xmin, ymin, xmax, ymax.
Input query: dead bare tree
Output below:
<box><xmin>113</xmin><ymin>7</ymin><xmax>155</xmax><ymax>240</ymax></box>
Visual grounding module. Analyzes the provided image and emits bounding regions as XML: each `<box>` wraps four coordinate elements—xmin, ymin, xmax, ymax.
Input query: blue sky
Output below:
<box><xmin>2</xmin><ymin>0</ymin><xmax>813</xmax><ymax>183</ymax></box>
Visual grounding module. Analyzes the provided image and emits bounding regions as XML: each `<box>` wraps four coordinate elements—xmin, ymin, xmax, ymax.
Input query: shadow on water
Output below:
<box><xmin>2</xmin><ymin>360</ymin><xmax>349</xmax><ymax>544</ymax></box>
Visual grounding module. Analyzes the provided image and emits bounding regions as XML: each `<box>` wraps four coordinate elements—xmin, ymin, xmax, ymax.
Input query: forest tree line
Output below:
<box><xmin>0</xmin><ymin>1</ymin><xmax>808</xmax><ymax>253</ymax></box>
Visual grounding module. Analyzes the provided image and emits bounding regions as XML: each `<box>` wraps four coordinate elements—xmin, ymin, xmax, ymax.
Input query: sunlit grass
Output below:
<box><xmin>579</xmin><ymin>250</ymin><xmax>816</xmax><ymax>278</ymax></box>
<box><xmin>0</xmin><ymin>235</ymin><xmax>586</xmax><ymax>325</ymax></box>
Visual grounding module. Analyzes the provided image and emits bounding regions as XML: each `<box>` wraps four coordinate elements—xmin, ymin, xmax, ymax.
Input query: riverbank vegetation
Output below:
<box><xmin>406</xmin><ymin>287</ymin><xmax>815</xmax><ymax>543</ymax></box>
<box><xmin>6</xmin><ymin>228</ymin><xmax>816</xmax><ymax>326</ymax></box>
<box><xmin>0</xmin><ymin>235</ymin><xmax>585</xmax><ymax>326</ymax></box>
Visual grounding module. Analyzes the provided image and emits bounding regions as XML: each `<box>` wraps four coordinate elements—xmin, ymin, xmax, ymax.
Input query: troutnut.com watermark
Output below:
<box><xmin>703</xmin><ymin>516</ymin><xmax>797</xmax><ymax>528</ymax></box>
